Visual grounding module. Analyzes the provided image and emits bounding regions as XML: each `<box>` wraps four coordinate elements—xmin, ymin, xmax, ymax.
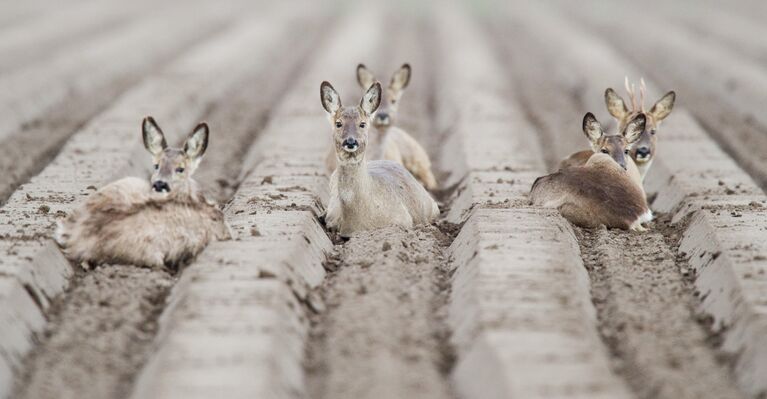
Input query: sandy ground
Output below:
<box><xmin>305</xmin><ymin>225</ymin><xmax>455</xmax><ymax>399</ymax></box>
<box><xmin>3</xmin><ymin>1</ymin><xmax>767</xmax><ymax>398</ymax></box>
<box><xmin>12</xmin><ymin>266</ymin><xmax>174</xmax><ymax>399</ymax></box>
<box><xmin>577</xmin><ymin>221</ymin><xmax>746</xmax><ymax>399</ymax></box>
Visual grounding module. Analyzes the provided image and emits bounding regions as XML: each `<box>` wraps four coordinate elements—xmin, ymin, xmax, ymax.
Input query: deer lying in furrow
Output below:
<box><xmin>320</xmin><ymin>80</ymin><xmax>439</xmax><ymax>237</ymax></box>
<box><xmin>324</xmin><ymin>64</ymin><xmax>438</xmax><ymax>191</ymax></box>
<box><xmin>558</xmin><ymin>78</ymin><xmax>675</xmax><ymax>183</ymax></box>
<box><xmin>531</xmin><ymin>112</ymin><xmax>652</xmax><ymax>231</ymax></box>
<box><xmin>55</xmin><ymin>117</ymin><xmax>231</xmax><ymax>269</ymax></box>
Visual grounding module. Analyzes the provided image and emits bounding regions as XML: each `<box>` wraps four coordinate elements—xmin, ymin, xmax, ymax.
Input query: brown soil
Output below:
<box><xmin>12</xmin><ymin>266</ymin><xmax>174</xmax><ymax>399</ymax></box>
<box><xmin>305</xmin><ymin>225</ymin><xmax>455</xmax><ymax>399</ymax></box>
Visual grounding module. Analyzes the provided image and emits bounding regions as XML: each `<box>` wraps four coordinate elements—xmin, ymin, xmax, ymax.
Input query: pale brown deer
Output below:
<box><xmin>532</xmin><ymin>112</ymin><xmax>651</xmax><ymax>231</ymax></box>
<box><xmin>324</xmin><ymin>64</ymin><xmax>438</xmax><ymax>190</ymax></box>
<box><xmin>604</xmin><ymin>78</ymin><xmax>676</xmax><ymax>180</ymax></box>
<box><xmin>55</xmin><ymin>117</ymin><xmax>231</xmax><ymax>269</ymax></box>
<box><xmin>321</xmin><ymin>81</ymin><xmax>439</xmax><ymax>237</ymax></box>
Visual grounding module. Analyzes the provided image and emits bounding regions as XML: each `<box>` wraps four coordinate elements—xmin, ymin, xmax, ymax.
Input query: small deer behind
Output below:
<box><xmin>321</xmin><ymin>80</ymin><xmax>439</xmax><ymax>237</ymax></box>
<box><xmin>55</xmin><ymin>117</ymin><xmax>231</xmax><ymax>269</ymax></box>
<box><xmin>604</xmin><ymin>77</ymin><xmax>676</xmax><ymax>180</ymax></box>
<box><xmin>532</xmin><ymin>113</ymin><xmax>651</xmax><ymax>231</ymax></box>
<box><xmin>324</xmin><ymin>63</ymin><xmax>438</xmax><ymax>191</ymax></box>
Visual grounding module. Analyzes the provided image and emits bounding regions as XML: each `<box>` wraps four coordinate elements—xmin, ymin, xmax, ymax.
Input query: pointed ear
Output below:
<box><xmin>389</xmin><ymin>63</ymin><xmax>411</xmax><ymax>90</ymax></box>
<box><xmin>605</xmin><ymin>88</ymin><xmax>628</xmax><ymax>119</ymax></box>
<box><xmin>623</xmin><ymin>114</ymin><xmax>646</xmax><ymax>145</ymax></box>
<box><xmin>360</xmin><ymin>81</ymin><xmax>382</xmax><ymax>116</ymax></box>
<box><xmin>649</xmin><ymin>91</ymin><xmax>675</xmax><ymax>122</ymax></box>
<box><xmin>142</xmin><ymin>116</ymin><xmax>167</xmax><ymax>156</ymax></box>
<box><xmin>320</xmin><ymin>81</ymin><xmax>341</xmax><ymax>114</ymax></box>
<box><xmin>184</xmin><ymin>122</ymin><xmax>209</xmax><ymax>159</ymax></box>
<box><xmin>356</xmin><ymin>64</ymin><xmax>376</xmax><ymax>89</ymax></box>
<box><xmin>582</xmin><ymin>112</ymin><xmax>603</xmax><ymax>143</ymax></box>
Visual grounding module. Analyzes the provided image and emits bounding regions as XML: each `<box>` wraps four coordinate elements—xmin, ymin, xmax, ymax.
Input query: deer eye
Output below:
<box><xmin>650</xmin><ymin>130</ymin><xmax>656</xmax><ymax>135</ymax></box>
<box><xmin>335</xmin><ymin>121</ymin><xmax>342</xmax><ymax>128</ymax></box>
<box><xmin>600</xmin><ymin>149</ymin><xmax>609</xmax><ymax>154</ymax></box>
<box><xmin>154</xmin><ymin>164</ymin><xmax>158</xmax><ymax>170</ymax></box>
<box><xmin>359</xmin><ymin>122</ymin><xmax>366</xmax><ymax>128</ymax></box>
<box><xmin>624</xmin><ymin>149</ymin><xmax>630</xmax><ymax>154</ymax></box>
<box><xmin>175</xmin><ymin>167</ymin><xmax>185</xmax><ymax>173</ymax></box>
<box><xmin>391</xmin><ymin>99</ymin><xmax>397</xmax><ymax>104</ymax></box>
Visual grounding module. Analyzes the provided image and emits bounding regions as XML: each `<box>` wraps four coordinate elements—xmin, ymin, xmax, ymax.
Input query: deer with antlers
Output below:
<box><xmin>559</xmin><ymin>78</ymin><xmax>675</xmax><ymax>183</ymax></box>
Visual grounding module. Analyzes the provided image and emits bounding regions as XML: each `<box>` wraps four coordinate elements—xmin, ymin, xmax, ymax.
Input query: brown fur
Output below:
<box><xmin>605</xmin><ymin>78</ymin><xmax>676</xmax><ymax>180</ymax></box>
<box><xmin>532</xmin><ymin>154</ymin><xmax>650</xmax><ymax>230</ymax></box>
<box><xmin>55</xmin><ymin>117</ymin><xmax>231</xmax><ymax>269</ymax></box>
<box><xmin>320</xmin><ymin>81</ymin><xmax>439</xmax><ymax>237</ymax></box>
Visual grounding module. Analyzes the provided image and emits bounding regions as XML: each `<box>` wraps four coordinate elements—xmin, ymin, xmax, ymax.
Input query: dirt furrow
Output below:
<box><xmin>305</xmin><ymin>14</ymin><xmax>457</xmax><ymax>399</ymax></box>
<box><xmin>487</xmin><ymin>4</ymin><xmax>750</xmax><ymax>398</ymax></box>
<box><xmin>577</xmin><ymin>224</ymin><xmax>744</xmax><ymax>399</ymax></box>
<box><xmin>8</xmin><ymin>7</ymin><xmax>323</xmax><ymax>399</ymax></box>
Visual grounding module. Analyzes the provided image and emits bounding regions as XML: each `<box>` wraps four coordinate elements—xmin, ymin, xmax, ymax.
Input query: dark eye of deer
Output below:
<box><xmin>624</xmin><ymin>149</ymin><xmax>630</xmax><ymax>154</ymax></box>
<box><xmin>176</xmin><ymin>167</ymin><xmax>185</xmax><ymax>173</ymax></box>
<box><xmin>154</xmin><ymin>164</ymin><xmax>158</xmax><ymax>170</ymax></box>
<box><xmin>335</xmin><ymin>121</ymin><xmax>342</xmax><ymax>128</ymax></box>
<box><xmin>359</xmin><ymin>122</ymin><xmax>366</xmax><ymax>128</ymax></box>
<box><xmin>600</xmin><ymin>149</ymin><xmax>609</xmax><ymax>154</ymax></box>
<box><xmin>651</xmin><ymin>130</ymin><xmax>656</xmax><ymax>135</ymax></box>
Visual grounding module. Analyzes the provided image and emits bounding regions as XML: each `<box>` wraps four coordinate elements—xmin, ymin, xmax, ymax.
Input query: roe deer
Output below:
<box><xmin>55</xmin><ymin>117</ymin><xmax>231</xmax><ymax>269</ymax></box>
<box><xmin>324</xmin><ymin>63</ymin><xmax>438</xmax><ymax>191</ymax></box>
<box><xmin>604</xmin><ymin>77</ymin><xmax>675</xmax><ymax>180</ymax></box>
<box><xmin>558</xmin><ymin>112</ymin><xmax>647</xmax><ymax>190</ymax></box>
<box><xmin>320</xmin><ymin>80</ymin><xmax>439</xmax><ymax>237</ymax></box>
<box><xmin>532</xmin><ymin>112</ymin><xmax>651</xmax><ymax>231</ymax></box>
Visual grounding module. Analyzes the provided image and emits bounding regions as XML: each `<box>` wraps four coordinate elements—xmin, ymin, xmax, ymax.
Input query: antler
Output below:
<box><xmin>624</xmin><ymin>76</ymin><xmax>647</xmax><ymax>112</ymax></box>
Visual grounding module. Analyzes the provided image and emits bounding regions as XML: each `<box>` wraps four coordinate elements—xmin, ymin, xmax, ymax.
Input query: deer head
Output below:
<box><xmin>356</xmin><ymin>63</ymin><xmax>411</xmax><ymax>129</ymax></box>
<box><xmin>320</xmin><ymin>80</ymin><xmax>382</xmax><ymax>165</ymax></box>
<box><xmin>142</xmin><ymin>116</ymin><xmax>208</xmax><ymax>196</ymax></box>
<box><xmin>605</xmin><ymin>78</ymin><xmax>675</xmax><ymax>166</ymax></box>
<box><xmin>583</xmin><ymin>112</ymin><xmax>646</xmax><ymax>171</ymax></box>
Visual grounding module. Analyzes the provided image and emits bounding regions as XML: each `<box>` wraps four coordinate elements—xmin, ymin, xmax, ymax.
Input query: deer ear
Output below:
<box><xmin>356</xmin><ymin>64</ymin><xmax>376</xmax><ymax>89</ymax></box>
<box><xmin>320</xmin><ymin>81</ymin><xmax>341</xmax><ymax>114</ymax></box>
<box><xmin>389</xmin><ymin>63</ymin><xmax>411</xmax><ymax>90</ymax></box>
<box><xmin>623</xmin><ymin>114</ymin><xmax>646</xmax><ymax>144</ymax></box>
<box><xmin>605</xmin><ymin>88</ymin><xmax>628</xmax><ymax>119</ymax></box>
<box><xmin>360</xmin><ymin>81</ymin><xmax>382</xmax><ymax>116</ymax></box>
<box><xmin>582</xmin><ymin>112</ymin><xmax>603</xmax><ymax>143</ymax></box>
<box><xmin>650</xmin><ymin>91</ymin><xmax>675</xmax><ymax>122</ymax></box>
<box><xmin>184</xmin><ymin>122</ymin><xmax>209</xmax><ymax>159</ymax></box>
<box><xmin>142</xmin><ymin>116</ymin><xmax>167</xmax><ymax>156</ymax></box>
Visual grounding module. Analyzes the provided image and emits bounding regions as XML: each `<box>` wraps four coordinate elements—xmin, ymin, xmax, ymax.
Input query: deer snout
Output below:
<box><xmin>152</xmin><ymin>180</ymin><xmax>170</xmax><ymax>193</ymax></box>
<box><xmin>342</xmin><ymin>137</ymin><xmax>359</xmax><ymax>152</ymax></box>
<box><xmin>374</xmin><ymin>111</ymin><xmax>391</xmax><ymax>126</ymax></box>
<box><xmin>635</xmin><ymin>147</ymin><xmax>651</xmax><ymax>160</ymax></box>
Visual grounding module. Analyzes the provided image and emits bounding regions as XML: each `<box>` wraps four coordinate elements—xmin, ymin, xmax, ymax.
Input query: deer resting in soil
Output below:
<box><xmin>55</xmin><ymin>117</ymin><xmax>231</xmax><ymax>269</ymax></box>
<box><xmin>532</xmin><ymin>112</ymin><xmax>652</xmax><ymax>231</ymax></box>
<box><xmin>325</xmin><ymin>64</ymin><xmax>438</xmax><ymax>191</ymax></box>
<box><xmin>321</xmin><ymin>80</ymin><xmax>439</xmax><ymax>237</ymax></box>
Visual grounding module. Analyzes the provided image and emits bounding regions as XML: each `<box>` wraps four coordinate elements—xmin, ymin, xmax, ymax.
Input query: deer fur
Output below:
<box><xmin>559</xmin><ymin>112</ymin><xmax>647</xmax><ymax>190</ymax></box>
<box><xmin>55</xmin><ymin>117</ymin><xmax>231</xmax><ymax>269</ymax></box>
<box><xmin>320</xmin><ymin>80</ymin><xmax>439</xmax><ymax>237</ymax></box>
<box><xmin>532</xmin><ymin>113</ymin><xmax>651</xmax><ymax>231</ymax></box>
<box><xmin>604</xmin><ymin>77</ymin><xmax>676</xmax><ymax>180</ymax></box>
<box><xmin>325</xmin><ymin>64</ymin><xmax>438</xmax><ymax>191</ymax></box>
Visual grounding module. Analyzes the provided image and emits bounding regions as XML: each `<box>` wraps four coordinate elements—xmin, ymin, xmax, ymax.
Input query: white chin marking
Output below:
<box><xmin>639</xmin><ymin>210</ymin><xmax>654</xmax><ymax>223</ymax></box>
<box><xmin>343</xmin><ymin>146</ymin><xmax>358</xmax><ymax>153</ymax></box>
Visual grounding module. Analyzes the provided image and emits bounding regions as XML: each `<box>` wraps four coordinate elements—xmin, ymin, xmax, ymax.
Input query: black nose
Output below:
<box><xmin>636</xmin><ymin>147</ymin><xmax>651</xmax><ymax>157</ymax></box>
<box><xmin>152</xmin><ymin>181</ymin><xmax>170</xmax><ymax>192</ymax></box>
<box><xmin>343</xmin><ymin>138</ymin><xmax>358</xmax><ymax>149</ymax></box>
<box><xmin>375</xmin><ymin>112</ymin><xmax>390</xmax><ymax>123</ymax></box>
